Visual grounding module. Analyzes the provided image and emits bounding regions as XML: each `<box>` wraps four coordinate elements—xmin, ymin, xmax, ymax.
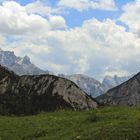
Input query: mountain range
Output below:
<box><xmin>102</xmin><ymin>75</ymin><xmax>132</xmax><ymax>91</ymax></box>
<box><xmin>96</xmin><ymin>72</ymin><xmax>140</xmax><ymax>106</ymax></box>
<box><xmin>0</xmin><ymin>48</ymin><xmax>140</xmax><ymax>112</ymax></box>
<box><xmin>0</xmin><ymin>48</ymin><xmax>132</xmax><ymax>97</ymax></box>
<box><xmin>0</xmin><ymin>64</ymin><xmax>98</xmax><ymax>115</ymax></box>
<box><xmin>59</xmin><ymin>74</ymin><xmax>105</xmax><ymax>97</ymax></box>
<box><xmin>59</xmin><ymin>74</ymin><xmax>132</xmax><ymax>97</ymax></box>
<box><xmin>0</xmin><ymin>48</ymin><xmax>51</xmax><ymax>75</ymax></box>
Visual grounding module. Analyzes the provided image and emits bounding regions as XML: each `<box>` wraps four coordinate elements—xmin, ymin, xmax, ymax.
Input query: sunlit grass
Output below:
<box><xmin>0</xmin><ymin>106</ymin><xmax>140</xmax><ymax>140</ymax></box>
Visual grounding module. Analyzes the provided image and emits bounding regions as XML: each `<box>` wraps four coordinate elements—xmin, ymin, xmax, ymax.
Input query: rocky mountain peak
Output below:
<box><xmin>0</xmin><ymin>49</ymin><xmax>50</xmax><ymax>75</ymax></box>
<box><xmin>19</xmin><ymin>55</ymin><xmax>31</xmax><ymax>65</ymax></box>
<box><xmin>0</xmin><ymin>49</ymin><xmax>133</xmax><ymax>98</ymax></box>
<box><xmin>0</xmin><ymin>65</ymin><xmax>98</xmax><ymax>115</ymax></box>
<box><xmin>59</xmin><ymin>74</ymin><xmax>105</xmax><ymax>97</ymax></box>
<box><xmin>96</xmin><ymin>72</ymin><xmax>140</xmax><ymax>106</ymax></box>
<box><xmin>0</xmin><ymin>50</ymin><xmax>17</xmax><ymax>66</ymax></box>
<box><xmin>102</xmin><ymin>75</ymin><xmax>132</xmax><ymax>92</ymax></box>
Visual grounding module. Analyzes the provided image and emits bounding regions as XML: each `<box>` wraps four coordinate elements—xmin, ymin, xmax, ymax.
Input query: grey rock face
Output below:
<box><xmin>59</xmin><ymin>74</ymin><xmax>104</xmax><ymax>97</ymax></box>
<box><xmin>102</xmin><ymin>75</ymin><xmax>132</xmax><ymax>92</ymax></box>
<box><xmin>0</xmin><ymin>65</ymin><xmax>98</xmax><ymax>115</ymax></box>
<box><xmin>0</xmin><ymin>49</ymin><xmax>50</xmax><ymax>75</ymax></box>
<box><xmin>19</xmin><ymin>56</ymin><xmax>31</xmax><ymax>65</ymax></box>
<box><xmin>59</xmin><ymin>74</ymin><xmax>132</xmax><ymax>98</ymax></box>
<box><xmin>96</xmin><ymin>72</ymin><xmax>140</xmax><ymax>106</ymax></box>
<box><xmin>0</xmin><ymin>49</ymin><xmax>132</xmax><ymax>98</ymax></box>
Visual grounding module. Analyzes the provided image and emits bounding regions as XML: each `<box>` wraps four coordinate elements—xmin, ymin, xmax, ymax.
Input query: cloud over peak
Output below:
<box><xmin>0</xmin><ymin>0</ymin><xmax>140</xmax><ymax>80</ymax></box>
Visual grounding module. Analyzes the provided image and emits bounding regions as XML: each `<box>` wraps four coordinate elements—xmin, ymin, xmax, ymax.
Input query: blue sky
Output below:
<box><xmin>0</xmin><ymin>0</ymin><xmax>140</xmax><ymax>80</ymax></box>
<box><xmin>16</xmin><ymin>0</ymin><xmax>134</xmax><ymax>27</ymax></box>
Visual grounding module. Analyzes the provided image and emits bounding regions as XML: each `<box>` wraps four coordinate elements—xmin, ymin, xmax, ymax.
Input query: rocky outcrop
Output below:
<box><xmin>59</xmin><ymin>74</ymin><xmax>104</xmax><ymax>97</ymax></box>
<box><xmin>0</xmin><ymin>65</ymin><xmax>98</xmax><ymax>115</ymax></box>
<box><xmin>59</xmin><ymin>74</ymin><xmax>132</xmax><ymax>98</ymax></box>
<box><xmin>96</xmin><ymin>72</ymin><xmax>140</xmax><ymax>106</ymax></box>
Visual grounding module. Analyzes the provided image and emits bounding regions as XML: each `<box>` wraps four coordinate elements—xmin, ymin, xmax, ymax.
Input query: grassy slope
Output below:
<box><xmin>0</xmin><ymin>107</ymin><xmax>140</xmax><ymax>140</ymax></box>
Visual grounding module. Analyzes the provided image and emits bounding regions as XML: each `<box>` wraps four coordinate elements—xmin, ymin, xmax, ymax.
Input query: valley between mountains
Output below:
<box><xmin>0</xmin><ymin>49</ymin><xmax>140</xmax><ymax>140</ymax></box>
<box><xmin>1</xmin><ymin>49</ymin><xmax>140</xmax><ymax>113</ymax></box>
<box><xmin>0</xmin><ymin>49</ymin><xmax>132</xmax><ymax>98</ymax></box>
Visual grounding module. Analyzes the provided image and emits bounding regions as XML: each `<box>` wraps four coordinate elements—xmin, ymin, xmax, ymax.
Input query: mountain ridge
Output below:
<box><xmin>0</xmin><ymin>49</ymin><xmax>51</xmax><ymax>75</ymax></box>
<box><xmin>59</xmin><ymin>74</ymin><xmax>105</xmax><ymax>97</ymax></box>
<box><xmin>0</xmin><ymin>64</ymin><xmax>98</xmax><ymax>115</ymax></box>
<box><xmin>0</xmin><ymin>48</ymin><xmax>132</xmax><ymax>98</ymax></box>
<box><xmin>96</xmin><ymin>72</ymin><xmax>140</xmax><ymax>106</ymax></box>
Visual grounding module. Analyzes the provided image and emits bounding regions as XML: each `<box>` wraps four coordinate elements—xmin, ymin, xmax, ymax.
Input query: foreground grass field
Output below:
<box><xmin>0</xmin><ymin>106</ymin><xmax>140</xmax><ymax>140</ymax></box>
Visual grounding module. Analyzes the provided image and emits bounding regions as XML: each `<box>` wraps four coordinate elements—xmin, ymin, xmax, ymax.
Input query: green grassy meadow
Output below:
<box><xmin>0</xmin><ymin>106</ymin><xmax>140</xmax><ymax>140</ymax></box>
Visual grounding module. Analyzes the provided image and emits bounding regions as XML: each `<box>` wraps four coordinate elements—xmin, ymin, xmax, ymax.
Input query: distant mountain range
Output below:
<box><xmin>0</xmin><ymin>48</ymin><xmax>132</xmax><ymax>97</ymax></box>
<box><xmin>96</xmin><ymin>72</ymin><xmax>140</xmax><ymax>106</ymax></box>
<box><xmin>102</xmin><ymin>75</ymin><xmax>132</xmax><ymax>92</ymax></box>
<box><xmin>59</xmin><ymin>74</ymin><xmax>132</xmax><ymax>97</ymax></box>
<box><xmin>59</xmin><ymin>74</ymin><xmax>105</xmax><ymax>97</ymax></box>
<box><xmin>0</xmin><ymin>48</ymin><xmax>51</xmax><ymax>75</ymax></box>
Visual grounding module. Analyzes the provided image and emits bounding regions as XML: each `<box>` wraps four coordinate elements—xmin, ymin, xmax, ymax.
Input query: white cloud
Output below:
<box><xmin>0</xmin><ymin>0</ymin><xmax>11</xmax><ymax>3</ymax></box>
<box><xmin>0</xmin><ymin>0</ymin><xmax>140</xmax><ymax>80</ymax></box>
<box><xmin>25</xmin><ymin>1</ymin><xmax>66</xmax><ymax>16</ymax></box>
<box><xmin>0</xmin><ymin>1</ymin><xmax>50</xmax><ymax>35</ymax></box>
<box><xmin>120</xmin><ymin>0</ymin><xmax>140</xmax><ymax>36</ymax></box>
<box><xmin>58</xmin><ymin>0</ymin><xmax>117</xmax><ymax>11</ymax></box>
<box><xmin>49</xmin><ymin>15</ymin><xmax>67</xmax><ymax>29</ymax></box>
<box><xmin>43</xmin><ymin>19</ymin><xmax>140</xmax><ymax>79</ymax></box>
<box><xmin>0</xmin><ymin>35</ymin><xmax>5</xmax><ymax>45</ymax></box>
<box><xmin>3</xmin><ymin>18</ymin><xmax>140</xmax><ymax>79</ymax></box>
<box><xmin>0</xmin><ymin>1</ymin><xmax>67</xmax><ymax>35</ymax></box>
<box><xmin>25</xmin><ymin>1</ymin><xmax>53</xmax><ymax>16</ymax></box>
